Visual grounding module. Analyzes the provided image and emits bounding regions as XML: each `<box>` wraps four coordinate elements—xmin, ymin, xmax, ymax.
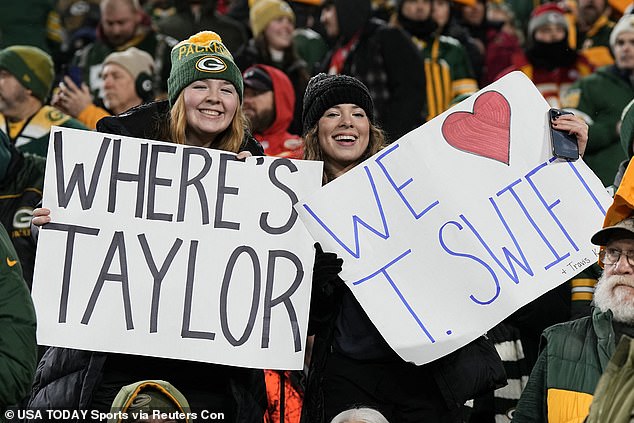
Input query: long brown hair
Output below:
<box><xmin>167</xmin><ymin>94</ymin><xmax>246</xmax><ymax>153</ymax></box>
<box><xmin>303</xmin><ymin>120</ymin><xmax>386</xmax><ymax>184</ymax></box>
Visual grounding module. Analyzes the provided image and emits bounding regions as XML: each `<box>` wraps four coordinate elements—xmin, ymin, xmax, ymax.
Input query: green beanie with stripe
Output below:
<box><xmin>0</xmin><ymin>45</ymin><xmax>54</xmax><ymax>102</ymax></box>
<box><xmin>167</xmin><ymin>31</ymin><xmax>243</xmax><ymax>105</ymax></box>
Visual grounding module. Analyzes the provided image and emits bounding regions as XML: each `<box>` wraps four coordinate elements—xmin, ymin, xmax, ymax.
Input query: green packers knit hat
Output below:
<box><xmin>0</xmin><ymin>45</ymin><xmax>54</xmax><ymax>102</ymax></box>
<box><xmin>302</xmin><ymin>73</ymin><xmax>374</xmax><ymax>136</ymax></box>
<box><xmin>167</xmin><ymin>31</ymin><xmax>243</xmax><ymax>105</ymax></box>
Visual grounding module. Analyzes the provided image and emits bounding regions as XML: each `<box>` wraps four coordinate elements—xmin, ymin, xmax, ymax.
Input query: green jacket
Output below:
<box><xmin>0</xmin><ymin>106</ymin><xmax>87</xmax><ymax>158</ymax></box>
<box><xmin>513</xmin><ymin>308</ymin><xmax>615</xmax><ymax>423</ymax></box>
<box><xmin>413</xmin><ymin>35</ymin><xmax>478</xmax><ymax>119</ymax></box>
<box><xmin>0</xmin><ymin>151</ymin><xmax>45</xmax><ymax>288</ymax></box>
<box><xmin>577</xmin><ymin>16</ymin><xmax>615</xmax><ymax>68</ymax></box>
<box><xmin>562</xmin><ymin>65</ymin><xmax>634</xmax><ymax>187</ymax></box>
<box><xmin>0</xmin><ymin>0</ymin><xmax>61</xmax><ymax>55</ymax></box>
<box><xmin>586</xmin><ymin>335</ymin><xmax>634</xmax><ymax>423</ymax></box>
<box><xmin>0</xmin><ymin>223</ymin><xmax>37</xmax><ymax>418</ymax></box>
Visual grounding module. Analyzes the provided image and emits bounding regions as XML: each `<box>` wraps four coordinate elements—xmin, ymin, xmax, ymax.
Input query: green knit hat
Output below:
<box><xmin>0</xmin><ymin>46</ymin><xmax>54</xmax><ymax>102</ymax></box>
<box><xmin>167</xmin><ymin>31</ymin><xmax>243</xmax><ymax>105</ymax></box>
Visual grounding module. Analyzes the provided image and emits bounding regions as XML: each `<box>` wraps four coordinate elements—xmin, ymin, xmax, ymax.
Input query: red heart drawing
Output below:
<box><xmin>441</xmin><ymin>91</ymin><xmax>511</xmax><ymax>165</ymax></box>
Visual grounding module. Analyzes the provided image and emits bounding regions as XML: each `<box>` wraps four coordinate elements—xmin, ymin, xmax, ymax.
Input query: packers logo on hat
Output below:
<box><xmin>196</xmin><ymin>56</ymin><xmax>227</xmax><ymax>73</ymax></box>
<box><xmin>167</xmin><ymin>31</ymin><xmax>243</xmax><ymax>105</ymax></box>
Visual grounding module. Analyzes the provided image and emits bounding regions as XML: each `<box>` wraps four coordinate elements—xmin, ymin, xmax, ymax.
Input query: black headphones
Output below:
<box><xmin>135</xmin><ymin>72</ymin><xmax>154</xmax><ymax>103</ymax></box>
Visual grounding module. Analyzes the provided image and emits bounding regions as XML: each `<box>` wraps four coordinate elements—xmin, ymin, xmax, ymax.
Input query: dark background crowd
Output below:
<box><xmin>1</xmin><ymin>0</ymin><xmax>634</xmax><ymax>422</ymax></box>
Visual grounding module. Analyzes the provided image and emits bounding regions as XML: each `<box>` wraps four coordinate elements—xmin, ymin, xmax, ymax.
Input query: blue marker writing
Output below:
<box><xmin>302</xmin><ymin>165</ymin><xmax>389</xmax><ymax>259</ymax></box>
<box><xmin>353</xmin><ymin>249</ymin><xmax>436</xmax><ymax>343</ymax></box>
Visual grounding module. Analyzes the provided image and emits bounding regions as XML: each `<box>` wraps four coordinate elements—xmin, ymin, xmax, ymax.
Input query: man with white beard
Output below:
<box><xmin>513</xmin><ymin>216</ymin><xmax>634</xmax><ymax>423</ymax></box>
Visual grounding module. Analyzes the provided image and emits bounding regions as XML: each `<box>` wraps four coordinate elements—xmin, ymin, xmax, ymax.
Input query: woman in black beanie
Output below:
<box><xmin>300</xmin><ymin>73</ymin><xmax>506</xmax><ymax>423</ymax></box>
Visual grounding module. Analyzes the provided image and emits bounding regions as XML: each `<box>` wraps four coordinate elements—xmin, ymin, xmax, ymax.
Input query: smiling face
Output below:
<box><xmin>317</xmin><ymin>103</ymin><xmax>370</xmax><ymax>178</ymax></box>
<box><xmin>264</xmin><ymin>16</ymin><xmax>294</xmax><ymax>50</ymax></box>
<box><xmin>183</xmin><ymin>78</ymin><xmax>239</xmax><ymax>147</ymax></box>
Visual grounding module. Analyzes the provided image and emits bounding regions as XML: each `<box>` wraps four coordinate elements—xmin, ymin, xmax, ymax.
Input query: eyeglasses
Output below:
<box><xmin>599</xmin><ymin>248</ymin><xmax>634</xmax><ymax>266</ymax></box>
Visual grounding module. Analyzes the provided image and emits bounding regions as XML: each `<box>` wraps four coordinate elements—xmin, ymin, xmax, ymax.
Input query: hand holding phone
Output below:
<box><xmin>63</xmin><ymin>65</ymin><xmax>83</xmax><ymax>88</ymax></box>
<box><xmin>549</xmin><ymin>108</ymin><xmax>579</xmax><ymax>161</ymax></box>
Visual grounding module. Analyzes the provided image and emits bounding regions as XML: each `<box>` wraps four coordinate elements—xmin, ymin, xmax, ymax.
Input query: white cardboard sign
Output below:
<box><xmin>32</xmin><ymin>127</ymin><xmax>323</xmax><ymax>370</ymax></box>
<box><xmin>296</xmin><ymin>72</ymin><xmax>612</xmax><ymax>364</ymax></box>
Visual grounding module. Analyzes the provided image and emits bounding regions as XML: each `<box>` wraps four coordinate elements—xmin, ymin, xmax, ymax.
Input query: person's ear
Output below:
<box><xmin>134</xmin><ymin>9</ymin><xmax>143</xmax><ymax>25</ymax></box>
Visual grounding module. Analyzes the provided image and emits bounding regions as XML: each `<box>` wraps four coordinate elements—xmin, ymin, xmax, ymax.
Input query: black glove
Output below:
<box><xmin>312</xmin><ymin>242</ymin><xmax>344</xmax><ymax>297</ymax></box>
<box><xmin>308</xmin><ymin>243</ymin><xmax>344</xmax><ymax>336</ymax></box>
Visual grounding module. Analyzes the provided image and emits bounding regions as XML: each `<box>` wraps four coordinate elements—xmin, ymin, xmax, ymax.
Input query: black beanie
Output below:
<box><xmin>302</xmin><ymin>73</ymin><xmax>374</xmax><ymax>135</ymax></box>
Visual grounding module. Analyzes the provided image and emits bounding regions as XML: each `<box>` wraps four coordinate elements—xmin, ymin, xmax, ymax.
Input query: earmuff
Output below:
<box><xmin>135</xmin><ymin>72</ymin><xmax>154</xmax><ymax>103</ymax></box>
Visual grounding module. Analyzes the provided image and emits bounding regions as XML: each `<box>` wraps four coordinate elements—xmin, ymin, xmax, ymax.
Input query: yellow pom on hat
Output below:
<box><xmin>184</xmin><ymin>30</ymin><xmax>223</xmax><ymax>45</ymax></box>
<box><xmin>167</xmin><ymin>31</ymin><xmax>243</xmax><ymax>105</ymax></box>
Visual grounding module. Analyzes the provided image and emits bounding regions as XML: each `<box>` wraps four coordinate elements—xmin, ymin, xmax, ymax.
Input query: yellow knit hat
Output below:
<box><xmin>249</xmin><ymin>0</ymin><xmax>296</xmax><ymax>37</ymax></box>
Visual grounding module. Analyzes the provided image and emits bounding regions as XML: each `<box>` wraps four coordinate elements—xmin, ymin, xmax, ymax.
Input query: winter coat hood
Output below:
<box><xmin>254</xmin><ymin>64</ymin><xmax>295</xmax><ymax>137</ymax></box>
<box><xmin>332</xmin><ymin>0</ymin><xmax>372</xmax><ymax>43</ymax></box>
<box><xmin>246</xmin><ymin>64</ymin><xmax>302</xmax><ymax>157</ymax></box>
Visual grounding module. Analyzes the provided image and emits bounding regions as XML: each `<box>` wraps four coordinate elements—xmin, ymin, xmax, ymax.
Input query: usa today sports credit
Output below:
<box><xmin>12</xmin><ymin>409</ymin><xmax>225</xmax><ymax>420</ymax></box>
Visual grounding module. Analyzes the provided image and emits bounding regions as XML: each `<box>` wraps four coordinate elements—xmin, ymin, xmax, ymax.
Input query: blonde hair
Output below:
<box><xmin>303</xmin><ymin>121</ymin><xmax>386</xmax><ymax>184</ymax></box>
<box><xmin>168</xmin><ymin>94</ymin><xmax>246</xmax><ymax>153</ymax></box>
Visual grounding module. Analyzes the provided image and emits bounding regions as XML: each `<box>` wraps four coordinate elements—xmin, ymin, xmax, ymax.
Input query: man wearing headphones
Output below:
<box><xmin>53</xmin><ymin>47</ymin><xmax>155</xmax><ymax>129</ymax></box>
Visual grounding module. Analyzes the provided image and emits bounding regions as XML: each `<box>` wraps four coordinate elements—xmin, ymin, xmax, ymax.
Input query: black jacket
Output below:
<box><xmin>320</xmin><ymin>0</ymin><xmax>427</xmax><ymax>142</ymax></box>
<box><xmin>302</xmin><ymin>281</ymin><xmax>507</xmax><ymax>422</ymax></box>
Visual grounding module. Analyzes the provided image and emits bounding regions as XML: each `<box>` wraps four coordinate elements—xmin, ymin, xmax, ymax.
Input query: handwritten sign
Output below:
<box><xmin>296</xmin><ymin>72</ymin><xmax>612</xmax><ymax>365</ymax></box>
<box><xmin>32</xmin><ymin>127</ymin><xmax>323</xmax><ymax>370</ymax></box>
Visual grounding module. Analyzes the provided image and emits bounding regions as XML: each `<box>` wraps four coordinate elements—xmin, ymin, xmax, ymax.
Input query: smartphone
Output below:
<box><xmin>549</xmin><ymin>108</ymin><xmax>579</xmax><ymax>161</ymax></box>
<box><xmin>64</xmin><ymin>65</ymin><xmax>83</xmax><ymax>87</ymax></box>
